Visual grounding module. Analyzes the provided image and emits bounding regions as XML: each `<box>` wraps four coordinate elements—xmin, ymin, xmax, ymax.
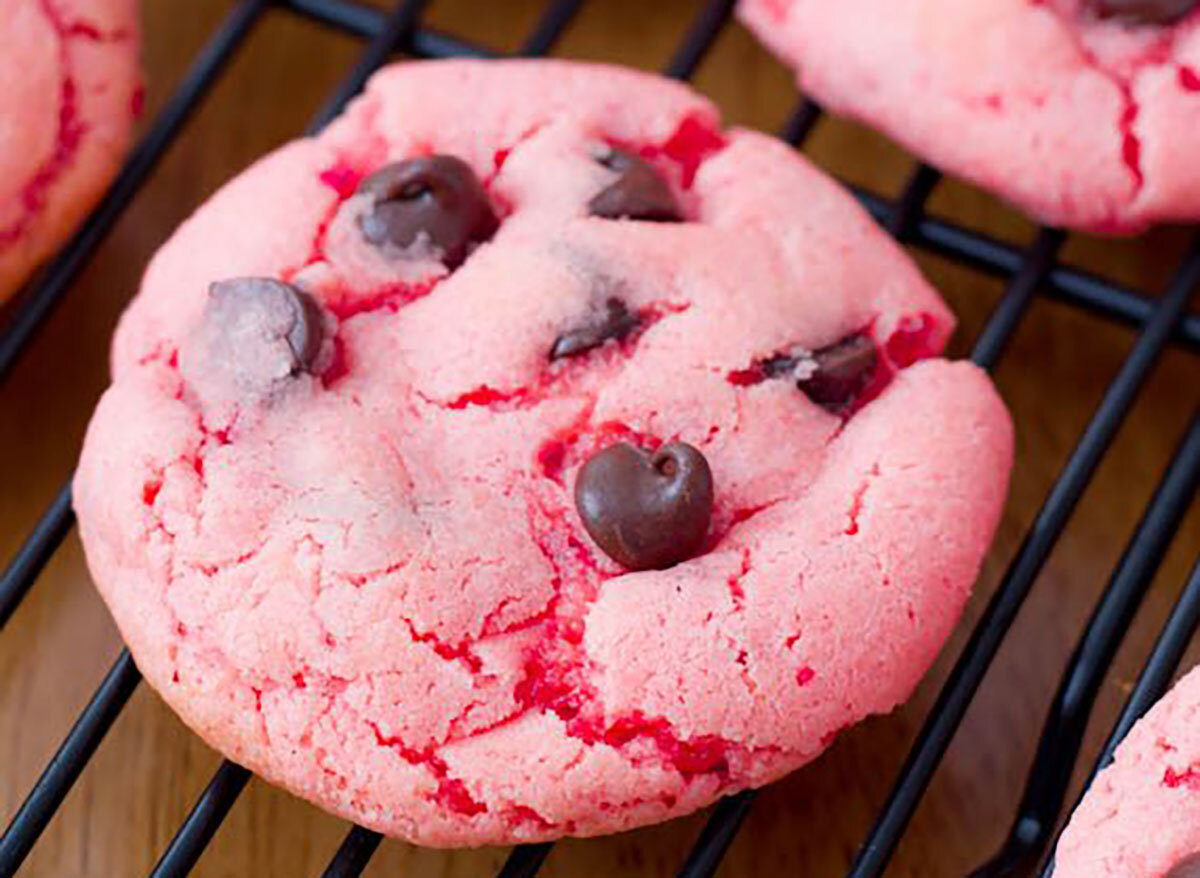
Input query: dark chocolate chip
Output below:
<box><xmin>750</xmin><ymin>334</ymin><xmax>879</xmax><ymax>413</ymax></box>
<box><xmin>356</xmin><ymin>155</ymin><xmax>498</xmax><ymax>268</ymax></box>
<box><xmin>588</xmin><ymin>147</ymin><xmax>683</xmax><ymax>222</ymax></box>
<box><xmin>798</xmin><ymin>334</ymin><xmax>879</xmax><ymax>412</ymax></box>
<box><xmin>574</xmin><ymin>441</ymin><xmax>714</xmax><ymax>571</ymax></box>
<box><xmin>1089</xmin><ymin>0</ymin><xmax>1197</xmax><ymax>24</ymax></box>
<box><xmin>207</xmin><ymin>277</ymin><xmax>325</xmax><ymax>376</ymax></box>
<box><xmin>1166</xmin><ymin>853</ymin><xmax>1200</xmax><ymax>878</ymax></box>
<box><xmin>550</xmin><ymin>298</ymin><xmax>640</xmax><ymax>360</ymax></box>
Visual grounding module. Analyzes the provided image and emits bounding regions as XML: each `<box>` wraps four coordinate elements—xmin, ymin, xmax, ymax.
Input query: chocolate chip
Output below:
<box><xmin>588</xmin><ymin>147</ymin><xmax>682</xmax><ymax>222</ymax></box>
<box><xmin>1089</xmin><ymin>0</ymin><xmax>1197</xmax><ymax>24</ymax></box>
<box><xmin>356</xmin><ymin>155</ymin><xmax>498</xmax><ymax>268</ymax></box>
<box><xmin>574</xmin><ymin>441</ymin><xmax>714</xmax><ymax>571</ymax></box>
<box><xmin>180</xmin><ymin>277</ymin><xmax>329</xmax><ymax>411</ymax></box>
<box><xmin>1166</xmin><ymin>853</ymin><xmax>1200</xmax><ymax>878</ymax></box>
<box><xmin>750</xmin><ymin>334</ymin><xmax>879</xmax><ymax>413</ymax></box>
<box><xmin>207</xmin><ymin>277</ymin><xmax>325</xmax><ymax>376</ymax></box>
<box><xmin>798</xmin><ymin>334</ymin><xmax>879</xmax><ymax>412</ymax></box>
<box><xmin>550</xmin><ymin>298</ymin><xmax>640</xmax><ymax>360</ymax></box>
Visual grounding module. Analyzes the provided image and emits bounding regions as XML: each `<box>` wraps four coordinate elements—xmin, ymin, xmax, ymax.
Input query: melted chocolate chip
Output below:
<box><xmin>207</xmin><ymin>277</ymin><xmax>326</xmax><ymax>376</ymax></box>
<box><xmin>356</xmin><ymin>155</ymin><xmax>498</xmax><ymax>268</ymax></box>
<box><xmin>574</xmin><ymin>441</ymin><xmax>713</xmax><ymax>571</ymax></box>
<box><xmin>798</xmin><ymin>334</ymin><xmax>879</xmax><ymax>411</ymax></box>
<box><xmin>588</xmin><ymin>147</ymin><xmax>683</xmax><ymax>222</ymax></box>
<box><xmin>550</xmin><ymin>298</ymin><xmax>640</xmax><ymax>360</ymax></box>
<box><xmin>754</xmin><ymin>334</ymin><xmax>879</xmax><ymax>413</ymax></box>
<box><xmin>1089</xmin><ymin>0</ymin><xmax>1197</xmax><ymax>24</ymax></box>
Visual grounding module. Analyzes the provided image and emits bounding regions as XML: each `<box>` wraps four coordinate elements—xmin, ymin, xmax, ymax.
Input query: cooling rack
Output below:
<box><xmin>0</xmin><ymin>1</ymin><xmax>1198</xmax><ymax>876</ymax></box>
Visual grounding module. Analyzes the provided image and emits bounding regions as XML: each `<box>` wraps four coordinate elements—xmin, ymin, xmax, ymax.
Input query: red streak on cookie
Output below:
<box><xmin>514</xmin><ymin>653</ymin><xmax>587</xmax><ymax>721</ymax></box>
<box><xmin>655</xmin><ymin>113</ymin><xmax>728</xmax><ymax>188</ymax></box>
<box><xmin>318</xmin><ymin>161</ymin><xmax>364</xmax><ymax>199</ymax></box>
<box><xmin>372</xmin><ymin>724</ymin><xmax>489</xmax><ymax>814</ymax></box>
<box><xmin>436</xmin><ymin>778</ymin><xmax>488</xmax><ymax>816</ymax></box>
<box><xmin>507</xmin><ymin>805</ymin><xmax>554</xmax><ymax>829</ymax></box>
<box><xmin>796</xmin><ymin>667</ymin><xmax>816</xmax><ymax>686</ymax></box>
<box><xmin>1163</xmin><ymin>766</ymin><xmax>1200</xmax><ymax>790</ymax></box>
<box><xmin>730</xmin><ymin>504</ymin><xmax>769</xmax><ymax>527</ymax></box>
<box><xmin>0</xmin><ymin>3</ymin><xmax>87</xmax><ymax>250</ymax></box>
<box><xmin>535</xmin><ymin>418</ymin><xmax>664</xmax><ymax>482</ymax></box>
<box><xmin>326</xmin><ymin>279</ymin><xmax>437</xmax><ymax>320</ymax></box>
<box><xmin>726</xmin><ymin>365</ymin><xmax>766</xmax><ymax>387</ymax></box>
<box><xmin>319</xmin><ymin>337</ymin><xmax>350</xmax><ymax>388</ymax></box>
<box><xmin>536</xmin><ymin>439</ymin><xmax>568</xmax><ymax>481</ymax></box>
<box><xmin>884</xmin><ymin>312</ymin><xmax>939</xmax><ymax>368</ymax></box>
<box><xmin>1180</xmin><ymin>66</ymin><xmax>1200</xmax><ymax>91</ymax></box>
<box><xmin>573</xmin><ymin>713</ymin><xmax>731</xmax><ymax>777</ymax></box>
<box><xmin>142</xmin><ymin>480</ymin><xmax>162</xmax><ymax>506</ymax></box>
<box><xmin>446</xmin><ymin>384</ymin><xmax>530</xmax><ymax>410</ymax></box>
<box><xmin>1118</xmin><ymin>93</ymin><xmax>1144</xmax><ymax>190</ymax></box>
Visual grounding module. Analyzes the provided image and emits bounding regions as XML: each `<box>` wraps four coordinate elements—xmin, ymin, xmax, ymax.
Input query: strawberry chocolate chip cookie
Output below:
<box><xmin>74</xmin><ymin>60</ymin><xmax>1012</xmax><ymax>845</ymax></box>
<box><xmin>739</xmin><ymin>0</ymin><xmax>1200</xmax><ymax>231</ymax></box>
<box><xmin>0</xmin><ymin>0</ymin><xmax>141</xmax><ymax>300</ymax></box>
<box><xmin>1057</xmin><ymin>665</ymin><xmax>1200</xmax><ymax>877</ymax></box>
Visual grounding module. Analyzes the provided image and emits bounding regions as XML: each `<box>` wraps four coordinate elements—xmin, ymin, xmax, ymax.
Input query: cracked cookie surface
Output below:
<box><xmin>0</xmin><ymin>0</ymin><xmax>141</xmax><ymax>299</ymax></box>
<box><xmin>75</xmin><ymin>59</ymin><xmax>1013</xmax><ymax>846</ymax></box>
<box><xmin>1056</xmin><ymin>665</ymin><xmax>1200</xmax><ymax>877</ymax></box>
<box><xmin>739</xmin><ymin>0</ymin><xmax>1200</xmax><ymax>231</ymax></box>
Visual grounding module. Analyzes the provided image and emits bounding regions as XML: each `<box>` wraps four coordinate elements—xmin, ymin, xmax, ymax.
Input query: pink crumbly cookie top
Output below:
<box><xmin>1057</xmin><ymin>665</ymin><xmax>1200</xmax><ymax>877</ymax></box>
<box><xmin>739</xmin><ymin>0</ymin><xmax>1200</xmax><ymax>232</ymax></box>
<box><xmin>75</xmin><ymin>60</ymin><xmax>1012</xmax><ymax>846</ymax></box>
<box><xmin>0</xmin><ymin>0</ymin><xmax>141</xmax><ymax>298</ymax></box>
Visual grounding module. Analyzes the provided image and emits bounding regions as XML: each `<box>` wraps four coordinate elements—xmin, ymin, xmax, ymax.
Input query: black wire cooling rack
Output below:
<box><xmin>0</xmin><ymin>1</ymin><xmax>1198</xmax><ymax>876</ymax></box>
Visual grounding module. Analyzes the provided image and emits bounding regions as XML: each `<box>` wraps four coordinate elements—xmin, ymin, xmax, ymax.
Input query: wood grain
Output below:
<box><xmin>1</xmin><ymin>1</ymin><xmax>1197</xmax><ymax>875</ymax></box>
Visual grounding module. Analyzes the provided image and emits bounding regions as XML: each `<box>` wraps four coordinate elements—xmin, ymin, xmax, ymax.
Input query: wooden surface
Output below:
<box><xmin>1</xmin><ymin>1</ymin><xmax>1198</xmax><ymax>875</ymax></box>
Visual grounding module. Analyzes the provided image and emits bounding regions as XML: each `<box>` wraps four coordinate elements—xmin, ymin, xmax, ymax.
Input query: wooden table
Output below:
<box><xmin>2</xmin><ymin>1</ymin><xmax>1197</xmax><ymax>875</ymax></box>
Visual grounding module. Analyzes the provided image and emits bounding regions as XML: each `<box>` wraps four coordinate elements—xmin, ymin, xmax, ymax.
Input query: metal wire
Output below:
<box><xmin>149</xmin><ymin>761</ymin><xmax>252</xmax><ymax>878</ymax></box>
<box><xmin>852</xmin><ymin>187</ymin><xmax>1200</xmax><ymax>351</ymax></box>
<box><xmin>0</xmin><ymin>651</ymin><xmax>142</xmax><ymax>874</ymax></box>
<box><xmin>0</xmin><ymin>482</ymin><xmax>73</xmax><ymax>630</ymax></box>
<box><xmin>322</xmin><ymin>826</ymin><xmax>384</xmax><ymax>878</ymax></box>
<box><xmin>884</xmin><ymin>165</ymin><xmax>942</xmax><ymax>240</ymax></box>
<box><xmin>0</xmin><ymin>0</ymin><xmax>1196</xmax><ymax>876</ymax></box>
<box><xmin>677</xmin><ymin>790</ymin><xmax>757</xmax><ymax>878</ymax></box>
<box><xmin>971</xmin><ymin>228</ymin><xmax>1066</xmax><ymax>369</ymax></box>
<box><xmin>497</xmin><ymin>842</ymin><xmax>554</xmax><ymax>878</ymax></box>
<box><xmin>664</xmin><ymin>0</ymin><xmax>737</xmax><ymax>79</ymax></box>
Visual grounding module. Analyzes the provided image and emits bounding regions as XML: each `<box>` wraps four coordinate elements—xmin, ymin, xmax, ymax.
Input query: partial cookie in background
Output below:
<box><xmin>74</xmin><ymin>59</ymin><xmax>1012</xmax><ymax>846</ymax></box>
<box><xmin>1056</xmin><ymin>664</ymin><xmax>1200</xmax><ymax>877</ymax></box>
<box><xmin>739</xmin><ymin>0</ymin><xmax>1200</xmax><ymax>232</ymax></box>
<box><xmin>0</xmin><ymin>0</ymin><xmax>141</xmax><ymax>301</ymax></box>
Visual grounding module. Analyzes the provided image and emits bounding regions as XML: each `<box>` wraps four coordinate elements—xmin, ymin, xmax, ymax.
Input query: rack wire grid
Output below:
<box><xmin>0</xmin><ymin>0</ymin><xmax>1197</xmax><ymax>875</ymax></box>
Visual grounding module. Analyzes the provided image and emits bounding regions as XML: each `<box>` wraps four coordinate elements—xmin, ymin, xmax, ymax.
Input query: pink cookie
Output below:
<box><xmin>74</xmin><ymin>59</ymin><xmax>1013</xmax><ymax>846</ymax></box>
<box><xmin>0</xmin><ymin>0</ymin><xmax>141</xmax><ymax>300</ymax></box>
<box><xmin>738</xmin><ymin>0</ymin><xmax>1200</xmax><ymax>232</ymax></box>
<box><xmin>1057</xmin><ymin>665</ymin><xmax>1200</xmax><ymax>877</ymax></box>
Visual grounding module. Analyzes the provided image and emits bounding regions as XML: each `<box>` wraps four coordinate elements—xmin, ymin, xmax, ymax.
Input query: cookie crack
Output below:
<box><xmin>1036</xmin><ymin>5</ymin><xmax>1190</xmax><ymax>204</ymax></box>
<box><xmin>418</xmin><ymin>299</ymin><xmax>691</xmax><ymax>414</ymax></box>
<box><xmin>844</xmin><ymin>462</ymin><xmax>882</xmax><ymax>536</ymax></box>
